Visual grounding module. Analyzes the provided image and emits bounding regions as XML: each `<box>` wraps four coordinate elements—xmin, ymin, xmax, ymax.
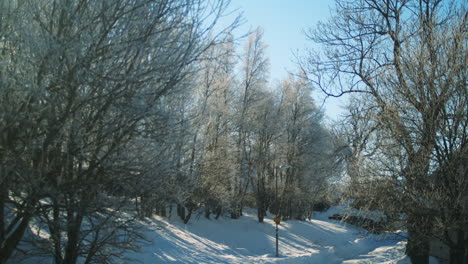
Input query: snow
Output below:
<box><xmin>123</xmin><ymin>207</ymin><xmax>440</xmax><ymax>264</ymax></box>
<box><xmin>10</xmin><ymin>206</ymin><xmax>440</xmax><ymax>263</ymax></box>
<box><xmin>321</xmin><ymin>201</ymin><xmax>388</xmax><ymax>223</ymax></box>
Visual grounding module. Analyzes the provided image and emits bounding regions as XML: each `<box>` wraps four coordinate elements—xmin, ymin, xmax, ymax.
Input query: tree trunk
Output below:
<box><xmin>464</xmin><ymin>234</ymin><xmax>468</xmax><ymax>264</ymax></box>
<box><xmin>449</xmin><ymin>229</ymin><xmax>467</xmax><ymax>264</ymax></box>
<box><xmin>450</xmin><ymin>247</ymin><xmax>466</xmax><ymax>264</ymax></box>
<box><xmin>256</xmin><ymin>191</ymin><xmax>266</xmax><ymax>223</ymax></box>
<box><xmin>230</xmin><ymin>205</ymin><xmax>241</xmax><ymax>219</ymax></box>
<box><xmin>0</xmin><ymin>213</ymin><xmax>32</xmax><ymax>264</ymax></box>
<box><xmin>204</xmin><ymin>207</ymin><xmax>211</xmax><ymax>219</ymax></box>
<box><xmin>177</xmin><ymin>204</ymin><xmax>185</xmax><ymax>221</ymax></box>
<box><xmin>63</xmin><ymin>209</ymin><xmax>84</xmax><ymax>264</ymax></box>
<box><xmin>230</xmin><ymin>212</ymin><xmax>239</xmax><ymax>219</ymax></box>
<box><xmin>406</xmin><ymin>214</ymin><xmax>431</xmax><ymax>264</ymax></box>
<box><xmin>257</xmin><ymin>207</ymin><xmax>265</xmax><ymax>223</ymax></box>
<box><xmin>256</xmin><ymin>172</ymin><xmax>266</xmax><ymax>223</ymax></box>
<box><xmin>51</xmin><ymin>199</ymin><xmax>63</xmax><ymax>264</ymax></box>
<box><xmin>307</xmin><ymin>205</ymin><xmax>313</xmax><ymax>221</ymax></box>
<box><xmin>214</xmin><ymin>206</ymin><xmax>222</xmax><ymax>220</ymax></box>
<box><xmin>135</xmin><ymin>196</ymin><xmax>140</xmax><ymax>217</ymax></box>
<box><xmin>158</xmin><ymin>202</ymin><xmax>166</xmax><ymax>217</ymax></box>
<box><xmin>183</xmin><ymin>208</ymin><xmax>193</xmax><ymax>225</ymax></box>
<box><xmin>0</xmin><ymin>182</ymin><xmax>5</xmax><ymax>244</ymax></box>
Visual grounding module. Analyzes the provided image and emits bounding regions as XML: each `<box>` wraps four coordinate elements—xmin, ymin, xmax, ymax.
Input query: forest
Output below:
<box><xmin>0</xmin><ymin>0</ymin><xmax>466</xmax><ymax>264</ymax></box>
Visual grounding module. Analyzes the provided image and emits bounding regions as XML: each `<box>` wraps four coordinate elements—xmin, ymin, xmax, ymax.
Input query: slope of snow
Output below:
<box><xmin>124</xmin><ymin>207</ymin><xmax>439</xmax><ymax>264</ymax></box>
<box><xmin>10</xmin><ymin>206</ymin><xmax>440</xmax><ymax>263</ymax></box>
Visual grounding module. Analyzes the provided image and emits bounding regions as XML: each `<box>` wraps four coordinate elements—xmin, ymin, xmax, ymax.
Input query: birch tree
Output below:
<box><xmin>251</xmin><ymin>90</ymin><xmax>280</xmax><ymax>222</ymax></box>
<box><xmin>196</xmin><ymin>37</ymin><xmax>237</xmax><ymax>219</ymax></box>
<box><xmin>231</xmin><ymin>27</ymin><xmax>269</xmax><ymax>219</ymax></box>
<box><xmin>275</xmin><ymin>74</ymin><xmax>328</xmax><ymax>220</ymax></box>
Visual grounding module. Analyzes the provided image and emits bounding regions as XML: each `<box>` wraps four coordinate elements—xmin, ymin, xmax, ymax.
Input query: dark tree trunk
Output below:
<box><xmin>449</xmin><ymin>229</ymin><xmax>467</xmax><ymax>264</ymax></box>
<box><xmin>256</xmin><ymin>174</ymin><xmax>266</xmax><ymax>223</ymax></box>
<box><xmin>183</xmin><ymin>208</ymin><xmax>193</xmax><ymax>225</ymax></box>
<box><xmin>257</xmin><ymin>207</ymin><xmax>265</xmax><ymax>223</ymax></box>
<box><xmin>307</xmin><ymin>205</ymin><xmax>313</xmax><ymax>221</ymax></box>
<box><xmin>464</xmin><ymin>235</ymin><xmax>468</xmax><ymax>264</ymax></box>
<box><xmin>450</xmin><ymin>248</ymin><xmax>466</xmax><ymax>264</ymax></box>
<box><xmin>51</xmin><ymin>199</ymin><xmax>63</xmax><ymax>264</ymax></box>
<box><xmin>177</xmin><ymin>204</ymin><xmax>185</xmax><ymax>221</ymax></box>
<box><xmin>406</xmin><ymin>214</ymin><xmax>431</xmax><ymax>264</ymax></box>
<box><xmin>204</xmin><ymin>207</ymin><xmax>211</xmax><ymax>219</ymax></box>
<box><xmin>0</xmin><ymin>213</ymin><xmax>32</xmax><ymax>264</ymax></box>
<box><xmin>231</xmin><ymin>211</ymin><xmax>241</xmax><ymax>219</ymax></box>
<box><xmin>230</xmin><ymin>202</ymin><xmax>241</xmax><ymax>219</ymax></box>
<box><xmin>0</xmin><ymin>180</ymin><xmax>5</xmax><ymax>244</ymax></box>
<box><xmin>0</xmin><ymin>193</ymin><xmax>37</xmax><ymax>264</ymax></box>
<box><xmin>63</xmin><ymin>209</ymin><xmax>84</xmax><ymax>264</ymax></box>
<box><xmin>135</xmin><ymin>196</ymin><xmax>140</xmax><ymax>217</ymax></box>
<box><xmin>177</xmin><ymin>203</ymin><xmax>195</xmax><ymax>224</ymax></box>
<box><xmin>158</xmin><ymin>203</ymin><xmax>166</xmax><ymax>217</ymax></box>
<box><xmin>256</xmin><ymin>192</ymin><xmax>266</xmax><ymax>223</ymax></box>
<box><xmin>214</xmin><ymin>206</ymin><xmax>222</xmax><ymax>220</ymax></box>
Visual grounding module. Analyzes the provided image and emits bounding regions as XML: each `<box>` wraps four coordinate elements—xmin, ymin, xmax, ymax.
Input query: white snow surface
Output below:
<box><xmin>11</xmin><ymin>206</ymin><xmax>440</xmax><ymax>264</ymax></box>
<box><xmin>123</xmin><ymin>207</ymin><xmax>440</xmax><ymax>264</ymax></box>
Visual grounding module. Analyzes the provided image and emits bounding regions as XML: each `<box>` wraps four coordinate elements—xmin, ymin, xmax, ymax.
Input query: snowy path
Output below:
<box><xmin>125</xmin><ymin>209</ymin><xmax>423</xmax><ymax>264</ymax></box>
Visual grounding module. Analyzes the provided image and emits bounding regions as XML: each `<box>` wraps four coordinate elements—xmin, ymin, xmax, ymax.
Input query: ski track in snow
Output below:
<box><xmin>124</xmin><ymin>208</ymin><xmax>439</xmax><ymax>264</ymax></box>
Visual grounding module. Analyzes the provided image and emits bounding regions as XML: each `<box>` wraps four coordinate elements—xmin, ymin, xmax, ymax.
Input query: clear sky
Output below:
<box><xmin>228</xmin><ymin>0</ymin><xmax>346</xmax><ymax>121</ymax></box>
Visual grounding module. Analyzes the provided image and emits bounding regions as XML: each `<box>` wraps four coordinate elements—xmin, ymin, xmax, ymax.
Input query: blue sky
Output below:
<box><xmin>228</xmin><ymin>0</ymin><xmax>346</xmax><ymax>121</ymax></box>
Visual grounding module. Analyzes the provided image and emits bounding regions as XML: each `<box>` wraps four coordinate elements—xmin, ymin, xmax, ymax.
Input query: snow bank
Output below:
<box><xmin>314</xmin><ymin>201</ymin><xmax>387</xmax><ymax>223</ymax></box>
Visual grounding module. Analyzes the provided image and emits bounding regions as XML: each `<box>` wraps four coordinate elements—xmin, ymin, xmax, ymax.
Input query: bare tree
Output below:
<box><xmin>430</xmin><ymin>70</ymin><xmax>467</xmax><ymax>263</ymax></box>
<box><xmin>0</xmin><ymin>0</ymin><xmax>238</xmax><ymax>262</ymax></box>
<box><xmin>196</xmin><ymin>36</ymin><xmax>238</xmax><ymax>220</ymax></box>
<box><xmin>250</xmin><ymin>90</ymin><xmax>280</xmax><ymax>222</ymax></box>
<box><xmin>274</xmin><ymin>74</ymin><xmax>329</xmax><ymax>220</ymax></box>
<box><xmin>230</xmin><ymin>27</ymin><xmax>269</xmax><ymax>219</ymax></box>
<box><xmin>303</xmin><ymin>0</ymin><xmax>467</xmax><ymax>262</ymax></box>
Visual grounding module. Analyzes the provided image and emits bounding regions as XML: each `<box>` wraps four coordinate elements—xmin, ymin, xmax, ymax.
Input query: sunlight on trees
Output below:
<box><xmin>302</xmin><ymin>0</ymin><xmax>467</xmax><ymax>263</ymax></box>
<box><xmin>0</xmin><ymin>1</ymin><xmax>340</xmax><ymax>263</ymax></box>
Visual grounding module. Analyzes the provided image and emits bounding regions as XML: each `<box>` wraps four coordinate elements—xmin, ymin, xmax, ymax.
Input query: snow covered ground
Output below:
<box><xmin>124</xmin><ymin>207</ymin><xmax>440</xmax><ymax>264</ymax></box>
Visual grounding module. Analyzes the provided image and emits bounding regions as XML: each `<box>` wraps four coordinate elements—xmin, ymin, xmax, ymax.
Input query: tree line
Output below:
<box><xmin>3</xmin><ymin>0</ymin><xmax>463</xmax><ymax>263</ymax></box>
<box><xmin>0</xmin><ymin>1</ymin><xmax>338</xmax><ymax>263</ymax></box>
